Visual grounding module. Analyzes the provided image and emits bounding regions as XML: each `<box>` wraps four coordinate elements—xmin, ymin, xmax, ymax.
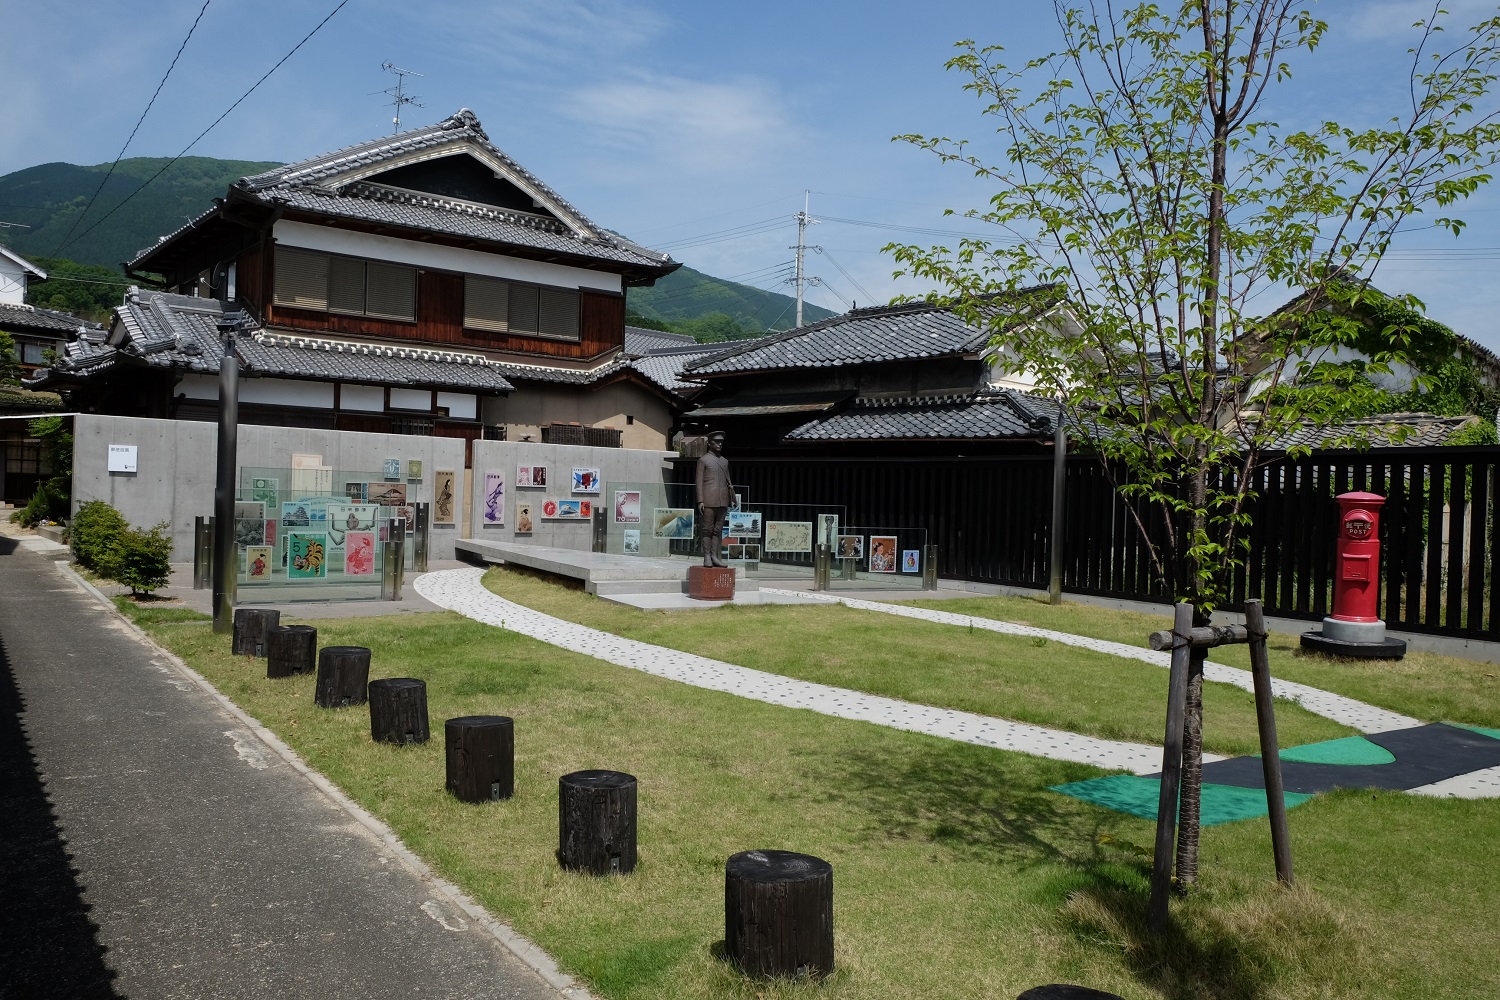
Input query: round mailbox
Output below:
<box><xmin>1301</xmin><ymin>492</ymin><xmax>1405</xmax><ymax>659</ymax></box>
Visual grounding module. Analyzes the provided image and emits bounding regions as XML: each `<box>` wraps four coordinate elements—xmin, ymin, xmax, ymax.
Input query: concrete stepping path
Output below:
<box><xmin>415</xmin><ymin>568</ymin><xmax>1208</xmax><ymax>774</ymax></box>
<box><xmin>760</xmin><ymin>588</ymin><xmax>1422</xmax><ymax>734</ymax></box>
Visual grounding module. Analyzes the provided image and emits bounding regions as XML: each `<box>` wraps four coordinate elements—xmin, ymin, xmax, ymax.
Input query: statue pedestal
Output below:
<box><xmin>686</xmin><ymin>565</ymin><xmax>736</xmax><ymax>601</ymax></box>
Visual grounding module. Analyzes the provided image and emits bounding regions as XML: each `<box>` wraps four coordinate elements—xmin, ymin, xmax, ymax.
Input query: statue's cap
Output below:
<box><xmin>707</xmin><ymin>430</ymin><xmax>726</xmax><ymax>441</ymax></box>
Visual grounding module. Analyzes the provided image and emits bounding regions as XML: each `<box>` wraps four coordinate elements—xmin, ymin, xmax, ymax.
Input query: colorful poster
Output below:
<box><xmin>327</xmin><ymin>503</ymin><xmax>378</xmax><ymax>549</ymax></box>
<box><xmin>765</xmin><ymin>521</ymin><xmax>813</xmax><ymax>553</ymax></box>
<box><xmin>653</xmin><ymin>508</ymin><xmax>695</xmax><ymax>539</ymax></box>
<box><xmin>727</xmin><ymin>543</ymin><xmax>761</xmax><ymax>561</ymax></box>
<box><xmin>572</xmin><ymin>468</ymin><xmax>601</xmax><ymax>494</ymax></box>
<box><xmin>727</xmin><ymin>510</ymin><xmax>762</xmax><ymax>536</ymax></box>
<box><xmin>344</xmin><ymin>481</ymin><xmax>367</xmax><ymax>501</ymax></box>
<box><xmin>434</xmin><ymin>469</ymin><xmax>456</xmax><ymax>525</ymax></box>
<box><xmin>383</xmin><ymin>458</ymin><xmax>401</xmax><ymax>481</ymax></box>
<box><xmin>541</xmin><ymin>499</ymin><xmax>559</xmax><ymax>518</ymax></box>
<box><xmin>902</xmin><ymin>549</ymin><xmax>921</xmax><ymax>573</ymax></box>
<box><xmin>836</xmin><ymin>534</ymin><xmax>865</xmax><ymax>560</ymax></box>
<box><xmin>245</xmin><ymin>545</ymin><xmax>273</xmax><ymax>582</ymax></box>
<box><xmin>516</xmin><ymin>465</ymin><xmax>533</xmax><ymax>488</ymax></box>
<box><xmin>265</xmin><ymin>519</ymin><xmax>277</xmax><ymax>547</ymax></box>
<box><xmin>368</xmin><ymin>482</ymin><xmax>407</xmax><ymax>506</ymax></box>
<box><xmin>816</xmin><ymin>513</ymin><xmax>840</xmax><ymax>547</ymax></box>
<box><xmin>580</xmin><ymin>500</ymin><xmax>593</xmax><ymax>519</ymax></box>
<box><xmin>281</xmin><ymin>501</ymin><xmax>313</xmax><ymax>527</ymax></box>
<box><xmin>519</xmin><ymin>465</ymin><xmax>548</xmax><ymax>488</ymax></box>
<box><xmin>251</xmin><ymin>477</ymin><xmax>279</xmax><ymax>507</ymax></box>
<box><xmin>622</xmin><ymin>529</ymin><xmax>640</xmax><ymax>553</ymax></box>
<box><xmin>869</xmin><ymin>536</ymin><xmax>898</xmax><ymax>573</ymax></box>
<box><xmin>556</xmin><ymin>499</ymin><xmax>583</xmax><ymax>519</ymax></box>
<box><xmin>406</xmin><ymin>459</ymin><xmax>423</xmax><ymax>480</ymax></box>
<box><xmin>287</xmin><ymin>532</ymin><xmax>328</xmax><ymax>580</ymax></box>
<box><xmin>344</xmin><ymin>531</ymin><xmax>375</xmax><ymax>576</ymax></box>
<box><xmin>516</xmin><ymin>504</ymin><xmax>534</xmax><ymax>533</ymax></box>
<box><xmin>394</xmin><ymin>505</ymin><xmax>414</xmax><ymax>534</ymax></box>
<box><xmin>483</xmin><ymin>472</ymin><xmax>505</xmax><ymax>525</ymax></box>
<box><xmin>613</xmin><ymin>490</ymin><xmax>641</xmax><ymax>523</ymax></box>
<box><xmin>234</xmin><ymin>501</ymin><xmax>266</xmax><ymax>546</ymax></box>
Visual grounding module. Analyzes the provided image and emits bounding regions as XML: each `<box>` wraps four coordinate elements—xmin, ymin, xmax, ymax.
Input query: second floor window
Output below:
<box><xmin>465</xmin><ymin>275</ymin><xmax>580</xmax><ymax>341</ymax></box>
<box><xmin>274</xmin><ymin>246</ymin><xmax>416</xmax><ymax>322</ymax></box>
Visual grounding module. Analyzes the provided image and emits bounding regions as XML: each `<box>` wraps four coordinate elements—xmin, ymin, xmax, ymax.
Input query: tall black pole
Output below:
<box><xmin>211</xmin><ymin>315</ymin><xmax>240</xmax><ymax>633</ymax></box>
<box><xmin>1048</xmin><ymin>397</ymin><xmax>1066</xmax><ymax>605</ymax></box>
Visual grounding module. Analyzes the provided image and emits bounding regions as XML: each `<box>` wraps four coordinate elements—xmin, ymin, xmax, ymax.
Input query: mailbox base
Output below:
<box><xmin>1300</xmin><ymin>630</ymin><xmax>1407</xmax><ymax>660</ymax></box>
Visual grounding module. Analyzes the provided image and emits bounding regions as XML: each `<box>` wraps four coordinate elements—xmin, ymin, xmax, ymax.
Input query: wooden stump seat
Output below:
<box><xmin>1017</xmin><ymin>987</ymin><xmax>1126</xmax><ymax>1000</ymax></box>
<box><xmin>724</xmin><ymin>849</ymin><xmax>833</xmax><ymax>980</ymax></box>
<box><xmin>265</xmin><ymin>624</ymin><xmax>317</xmax><ymax>679</ymax></box>
<box><xmin>557</xmin><ymin>770</ymin><xmax>637</xmax><ymax>875</ymax></box>
<box><xmin>445</xmin><ymin>716</ymin><xmax>514</xmax><ymax>803</ymax></box>
<box><xmin>368</xmin><ymin>678</ymin><xmax>429</xmax><ymax>744</ymax></box>
<box><xmin>314</xmin><ymin>646</ymin><xmax>371</xmax><ymax>709</ymax></box>
<box><xmin>232</xmin><ymin>608</ymin><xmax>280</xmax><ymax>657</ymax></box>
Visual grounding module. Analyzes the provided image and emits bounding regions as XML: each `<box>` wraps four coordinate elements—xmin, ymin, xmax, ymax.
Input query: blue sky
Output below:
<box><xmin>5</xmin><ymin>1</ymin><xmax>1498</xmax><ymax>345</ymax></box>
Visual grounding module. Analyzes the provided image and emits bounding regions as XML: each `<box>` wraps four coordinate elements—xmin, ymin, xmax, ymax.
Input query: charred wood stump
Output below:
<box><xmin>368</xmin><ymin>678</ymin><xmax>429</xmax><ymax>745</ymax></box>
<box><xmin>314</xmin><ymin>646</ymin><xmax>371</xmax><ymax>709</ymax></box>
<box><xmin>1017</xmin><ymin>988</ymin><xmax>1126</xmax><ymax>1000</ymax></box>
<box><xmin>724</xmin><ymin>850</ymin><xmax>833</xmax><ymax>979</ymax></box>
<box><xmin>232</xmin><ymin>608</ymin><xmax>280</xmax><ymax>657</ymax></box>
<box><xmin>557</xmin><ymin>770</ymin><xmax>636</xmax><ymax>875</ymax></box>
<box><xmin>265</xmin><ymin>624</ymin><xmax>317</xmax><ymax>679</ymax></box>
<box><xmin>445</xmin><ymin>716</ymin><xmax>514</xmax><ymax>803</ymax></box>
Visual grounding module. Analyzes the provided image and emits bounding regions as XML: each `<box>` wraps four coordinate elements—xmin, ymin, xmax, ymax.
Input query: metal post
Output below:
<box><xmin>1048</xmin><ymin>398</ymin><xmax>1066</xmax><ymax>605</ymax></box>
<box><xmin>194</xmin><ymin>516</ymin><xmax>213</xmax><ymax>589</ymax></box>
<box><xmin>1149</xmin><ymin>602</ymin><xmax>1194</xmax><ymax>933</ymax></box>
<box><xmin>381</xmin><ymin>517</ymin><xmax>405</xmax><ymax>601</ymax></box>
<box><xmin>922</xmin><ymin>544</ymin><xmax>938</xmax><ymax>591</ymax></box>
<box><xmin>413</xmin><ymin>502</ymin><xmax>429</xmax><ymax>572</ymax></box>
<box><xmin>391</xmin><ymin>517</ymin><xmax>405</xmax><ymax>599</ymax></box>
<box><xmin>211</xmin><ymin>318</ymin><xmax>240</xmax><ymax>633</ymax></box>
<box><xmin>813</xmin><ymin>543</ymin><xmax>831</xmax><ymax>591</ymax></box>
<box><xmin>1247</xmin><ymin>600</ymin><xmax>1295</xmax><ymax>886</ymax></box>
<box><xmin>592</xmin><ymin>505</ymin><xmax>608</xmax><ymax>553</ymax></box>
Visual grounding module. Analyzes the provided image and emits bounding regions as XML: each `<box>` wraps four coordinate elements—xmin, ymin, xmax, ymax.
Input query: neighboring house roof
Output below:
<box><xmin>128</xmin><ymin>109</ymin><xmax>677</xmax><ymax>280</ymax></box>
<box><xmin>784</xmin><ymin>389</ymin><xmax>1057</xmax><ymax>443</ymax></box>
<box><xmin>0</xmin><ymin>244</ymin><xmax>48</xmax><ymax>281</ymax></box>
<box><xmin>630</xmin><ymin>336</ymin><xmax>770</xmax><ymax>398</ymax></box>
<box><xmin>622</xmin><ymin>326</ymin><xmax>698</xmax><ymax>355</ymax></box>
<box><xmin>0</xmin><ymin>302</ymin><xmax>98</xmax><ymax>336</ymax></box>
<box><xmin>683</xmin><ymin>285</ymin><xmax>1064</xmax><ymax>377</ymax></box>
<box><xmin>30</xmin><ymin>290</ymin><xmax>515</xmax><ymax>394</ymax></box>
<box><xmin>1264</xmin><ymin>412</ymin><xmax>1479</xmax><ymax>451</ymax></box>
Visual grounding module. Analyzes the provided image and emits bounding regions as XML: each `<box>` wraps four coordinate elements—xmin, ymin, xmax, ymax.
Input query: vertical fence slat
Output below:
<box><xmin>1447</xmin><ymin>461</ymin><xmax>1468</xmax><ymax>630</ymax></box>
<box><xmin>1466</xmin><ymin>459</ymin><xmax>1489</xmax><ymax>634</ymax></box>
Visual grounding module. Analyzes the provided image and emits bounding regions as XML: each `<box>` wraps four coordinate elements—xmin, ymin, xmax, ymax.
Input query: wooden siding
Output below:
<box><xmin>237</xmin><ymin>244</ymin><xmax>263</xmax><ymax>311</ymax></box>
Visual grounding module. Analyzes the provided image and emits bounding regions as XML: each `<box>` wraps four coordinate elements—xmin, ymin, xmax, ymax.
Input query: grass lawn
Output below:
<box><xmin>479</xmin><ymin>568</ymin><xmax>1351</xmax><ymax>757</ymax></box>
<box><xmin>900</xmin><ymin>594</ymin><xmax>1500</xmax><ymax>731</ymax></box>
<box><xmin>117</xmin><ymin>596</ymin><xmax>1500</xmax><ymax>1000</ymax></box>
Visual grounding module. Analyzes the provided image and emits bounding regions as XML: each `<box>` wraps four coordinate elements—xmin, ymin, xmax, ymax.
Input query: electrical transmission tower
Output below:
<box><xmin>378</xmin><ymin>62</ymin><xmax>424</xmax><ymax>134</ymax></box>
<box><xmin>788</xmin><ymin>191</ymin><xmax>822</xmax><ymax>328</ymax></box>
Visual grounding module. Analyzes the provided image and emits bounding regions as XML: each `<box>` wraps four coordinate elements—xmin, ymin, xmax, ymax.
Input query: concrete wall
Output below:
<box><xmin>482</xmin><ymin>382</ymin><xmax>673</xmax><ymax>451</ymax></box>
<box><xmin>469</xmin><ymin>439</ymin><xmax>674</xmax><ymax>550</ymax></box>
<box><xmin>72</xmin><ymin>414</ymin><xmax>467</xmax><ymax>560</ymax></box>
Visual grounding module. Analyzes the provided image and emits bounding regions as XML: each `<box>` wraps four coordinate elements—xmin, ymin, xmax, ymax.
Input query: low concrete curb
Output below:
<box><xmin>57</xmin><ymin>562</ymin><xmax>595</xmax><ymax>1000</ymax></box>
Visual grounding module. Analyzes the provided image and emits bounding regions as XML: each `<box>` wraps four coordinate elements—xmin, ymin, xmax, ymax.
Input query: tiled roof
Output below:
<box><xmin>629</xmin><ymin>337</ymin><xmax>769</xmax><ymax>397</ymax></box>
<box><xmin>29</xmin><ymin>290</ymin><xmax>514</xmax><ymax>393</ymax></box>
<box><xmin>129</xmin><ymin>109</ymin><xmax>674</xmax><ymax>276</ymax></box>
<box><xmin>623</xmin><ymin>326</ymin><xmax>698</xmax><ymax>354</ymax></box>
<box><xmin>786</xmin><ymin>390</ymin><xmax>1058</xmax><ymax>442</ymax></box>
<box><xmin>1265</xmin><ymin>412</ymin><xmax>1479</xmax><ymax>451</ymax></box>
<box><xmin>685</xmin><ymin>286</ymin><xmax>1064</xmax><ymax>377</ymax></box>
<box><xmin>0</xmin><ymin>302</ymin><xmax>99</xmax><ymax>335</ymax></box>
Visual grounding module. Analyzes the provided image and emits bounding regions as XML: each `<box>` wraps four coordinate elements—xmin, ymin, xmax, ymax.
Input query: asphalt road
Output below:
<box><xmin>0</xmin><ymin>534</ymin><xmax>566</xmax><ymax>1000</ymax></box>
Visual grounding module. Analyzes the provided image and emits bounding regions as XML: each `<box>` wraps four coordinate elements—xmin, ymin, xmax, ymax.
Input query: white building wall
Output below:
<box><xmin>0</xmin><ymin>258</ymin><xmax>27</xmax><ymax>305</ymax></box>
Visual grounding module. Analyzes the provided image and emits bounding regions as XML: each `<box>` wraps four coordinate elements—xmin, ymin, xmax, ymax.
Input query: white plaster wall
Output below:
<box><xmin>274</xmin><ymin>220</ymin><xmax>623</xmax><ymax>293</ymax></box>
<box><xmin>340</xmin><ymin>383</ymin><xmax>385</xmax><ymax>411</ymax></box>
<box><xmin>436</xmin><ymin>391</ymin><xmax>477</xmax><ymax>419</ymax></box>
<box><xmin>238</xmin><ymin>378</ymin><xmax>335</xmax><ymax>408</ymax></box>
<box><xmin>469</xmin><ymin>439</ymin><xmax>674</xmax><ymax>550</ymax></box>
<box><xmin>483</xmin><ymin>383</ymin><xmax>672</xmax><ymax>451</ymax></box>
<box><xmin>72</xmin><ymin>414</ymin><xmax>467</xmax><ymax>560</ymax></box>
<box><xmin>389</xmin><ymin>387</ymin><xmax>432</xmax><ymax>411</ymax></box>
<box><xmin>0</xmin><ymin>258</ymin><xmax>27</xmax><ymax>305</ymax></box>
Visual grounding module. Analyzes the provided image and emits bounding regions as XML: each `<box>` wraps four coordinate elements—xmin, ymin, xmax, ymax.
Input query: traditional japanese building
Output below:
<box><xmin>29</xmin><ymin>109</ymin><xmax>685</xmax><ymax>458</ymax></box>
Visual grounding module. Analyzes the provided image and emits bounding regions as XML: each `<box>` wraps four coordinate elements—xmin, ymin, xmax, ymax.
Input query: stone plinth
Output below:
<box><xmin>686</xmin><ymin>565</ymin><xmax>735</xmax><ymax>601</ymax></box>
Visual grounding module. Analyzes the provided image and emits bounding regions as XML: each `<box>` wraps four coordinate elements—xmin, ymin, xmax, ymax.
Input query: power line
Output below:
<box><xmin>51</xmin><ymin>0</ymin><xmax>213</xmax><ymax>256</ymax></box>
<box><xmin>56</xmin><ymin>0</ymin><xmax>350</xmax><ymax>258</ymax></box>
<box><xmin>813</xmin><ymin>246</ymin><xmax>874</xmax><ymax>304</ymax></box>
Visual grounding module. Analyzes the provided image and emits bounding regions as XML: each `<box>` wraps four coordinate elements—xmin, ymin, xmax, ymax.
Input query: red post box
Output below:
<box><xmin>1330</xmin><ymin>491</ymin><xmax>1383</xmax><ymax>624</ymax></box>
<box><xmin>1301</xmin><ymin>491</ymin><xmax>1406</xmax><ymax>658</ymax></box>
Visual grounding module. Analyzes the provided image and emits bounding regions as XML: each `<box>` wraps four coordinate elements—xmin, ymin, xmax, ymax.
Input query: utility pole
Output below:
<box><xmin>789</xmin><ymin>191</ymin><xmax>820</xmax><ymax>328</ymax></box>
<box><xmin>378</xmin><ymin>62</ymin><xmax>424</xmax><ymax>134</ymax></box>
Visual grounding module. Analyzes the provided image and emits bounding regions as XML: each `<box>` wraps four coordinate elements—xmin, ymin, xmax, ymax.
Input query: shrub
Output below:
<box><xmin>70</xmin><ymin>499</ymin><xmax>129</xmax><ymax>572</ymax></box>
<box><xmin>114</xmin><ymin>524</ymin><xmax>174</xmax><ymax>595</ymax></box>
<box><xmin>11</xmin><ymin>481</ymin><xmax>66</xmax><ymax>527</ymax></box>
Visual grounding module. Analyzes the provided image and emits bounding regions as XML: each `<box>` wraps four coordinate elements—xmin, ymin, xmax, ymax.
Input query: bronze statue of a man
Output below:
<box><xmin>695</xmin><ymin>430</ymin><xmax>732</xmax><ymax>568</ymax></box>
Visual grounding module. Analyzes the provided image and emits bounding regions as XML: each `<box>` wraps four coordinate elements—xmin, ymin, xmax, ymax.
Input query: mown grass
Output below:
<box><xmin>479</xmin><ymin>568</ymin><xmax>1350</xmax><ymax>757</ymax></box>
<box><xmin>122</xmin><ymin>604</ymin><xmax>1500</xmax><ymax>1000</ymax></box>
<box><xmin>902</xmin><ymin>594</ymin><xmax>1500</xmax><ymax>730</ymax></box>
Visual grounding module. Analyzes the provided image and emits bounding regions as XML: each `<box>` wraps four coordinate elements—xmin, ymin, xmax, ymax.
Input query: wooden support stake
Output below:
<box><xmin>1147</xmin><ymin>623</ymin><xmax>1248</xmax><ymax>650</ymax></box>
<box><xmin>1148</xmin><ymin>602</ymin><xmax>1194</xmax><ymax>933</ymax></box>
<box><xmin>1246</xmin><ymin>600</ymin><xmax>1295</xmax><ymax>886</ymax></box>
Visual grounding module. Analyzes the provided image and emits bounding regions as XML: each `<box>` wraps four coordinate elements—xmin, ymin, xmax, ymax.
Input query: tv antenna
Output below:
<box><xmin>377</xmin><ymin>62</ymin><xmax>424</xmax><ymax>134</ymax></box>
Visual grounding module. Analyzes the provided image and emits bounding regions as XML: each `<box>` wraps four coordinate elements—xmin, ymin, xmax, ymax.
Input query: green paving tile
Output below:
<box><xmin>1277</xmin><ymin>735</ymin><xmax>1396</xmax><ymax>766</ymax></box>
<box><xmin>1452</xmin><ymin>722</ymin><xmax>1500</xmax><ymax>741</ymax></box>
<box><xmin>1050</xmin><ymin>774</ymin><xmax>1313</xmax><ymax>826</ymax></box>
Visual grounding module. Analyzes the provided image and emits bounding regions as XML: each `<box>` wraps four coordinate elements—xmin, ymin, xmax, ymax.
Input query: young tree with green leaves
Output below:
<box><xmin>889</xmin><ymin>1</ymin><xmax>1500</xmax><ymax>891</ymax></box>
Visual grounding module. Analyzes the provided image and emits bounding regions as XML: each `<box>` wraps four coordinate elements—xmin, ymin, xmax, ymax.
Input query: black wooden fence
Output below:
<box><xmin>678</xmin><ymin>444</ymin><xmax>1500</xmax><ymax>641</ymax></box>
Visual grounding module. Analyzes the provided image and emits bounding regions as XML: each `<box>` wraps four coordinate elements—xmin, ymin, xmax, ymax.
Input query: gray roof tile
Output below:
<box><xmin>1266</xmin><ymin>412</ymin><xmax>1478</xmax><ymax>450</ymax></box>
<box><xmin>786</xmin><ymin>390</ymin><xmax>1057</xmax><ymax>442</ymax></box>
<box><xmin>0</xmin><ymin>302</ymin><xmax>100</xmax><ymax>335</ymax></box>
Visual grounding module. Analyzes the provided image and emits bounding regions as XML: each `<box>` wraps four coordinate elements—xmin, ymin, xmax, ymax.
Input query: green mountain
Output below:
<box><xmin>1</xmin><ymin>158</ymin><xmax>840</xmax><ymax>336</ymax></box>
<box><xmin>626</xmin><ymin>263</ymin><xmax>834</xmax><ymax>335</ymax></box>
<box><xmin>0</xmin><ymin>157</ymin><xmax>282</xmax><ymax>269</ymax></box>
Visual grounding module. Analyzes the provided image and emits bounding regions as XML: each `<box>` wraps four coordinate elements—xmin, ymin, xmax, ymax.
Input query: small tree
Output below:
<box><xmin>114</xmin><ymin>523</ymin><xmax>174</xmax><ymax>596</ymax></box>
<box><xmin>0</xmin><ymin>331</ymin><xmax>21</xmax><ymax>385</ymax></box>
<box><xmin>890</xmin><ymin>2</ymin><xmax>1500</xmax><ymax>887</ymax></box>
